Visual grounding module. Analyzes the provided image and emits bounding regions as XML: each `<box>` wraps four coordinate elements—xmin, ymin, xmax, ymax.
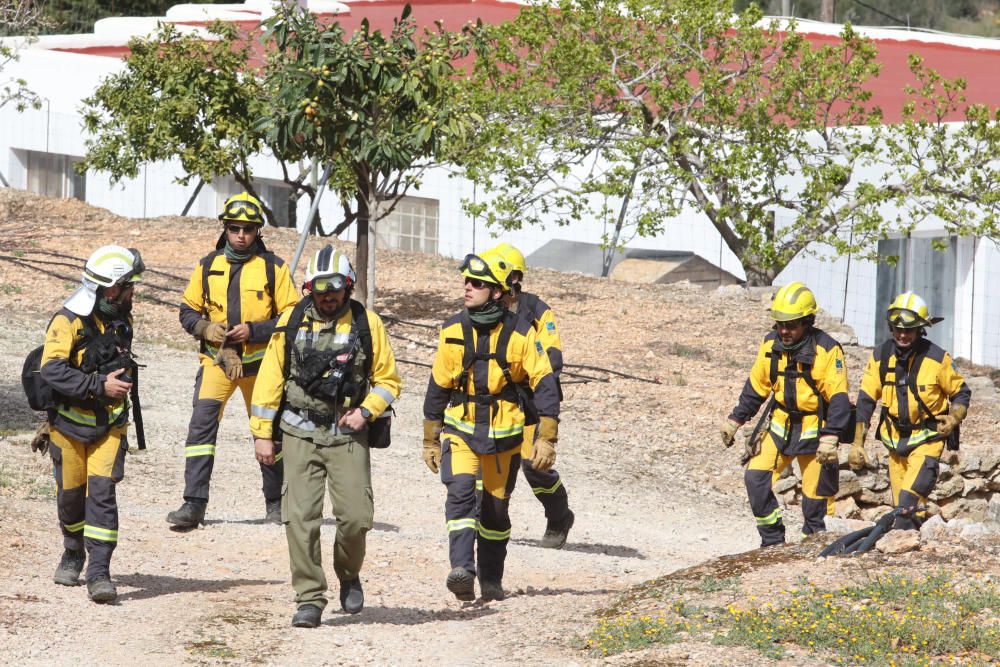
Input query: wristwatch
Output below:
<box><xmin>359</xmin><ymin>407</ymin><xmax>372</xmax><ymax>421</ymax></box>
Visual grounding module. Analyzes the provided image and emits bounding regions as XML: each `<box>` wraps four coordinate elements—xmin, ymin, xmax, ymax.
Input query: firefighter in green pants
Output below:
<box><xmin>251</xmin><ymin>246</ymin><xmax>402</xmax><ymax>628</ymax></box>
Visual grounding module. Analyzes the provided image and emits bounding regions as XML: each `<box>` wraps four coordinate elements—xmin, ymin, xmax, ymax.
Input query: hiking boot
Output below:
<box><xmin>339</xmin><ymin>577</ymin><xmax>364</xmax><ymax>614</ymax></box>
<box><xmin>291</xmin><ymin>604</ymin><xmax>322</xmax><ymax>628</ymax></box>
<box><xmin>53</xmin><ymin>549</ymin><xmax>85</xmax><ymax>586</ymax></box>
<box><xmin>264</xmin><ymin>499</ymin><xmax>282</xmax><ymax>524</ymax></box>
<box><xmin>540</xmin><ymin>509</ymin><xmax>575</xmax><ymax>549</ymax></box>
<box><xmin>446</xmin><ymin>567</ymin><xmax>476</xmax><ymax>602</ymax></box>
<box><xmin>166</xmin><ymin>499</ymin><xmax>206</xmax><ymax>529</ymax></box>
<box><xmin>479</xmin><ymin>579</ymin><xmax>504</xmax><ymax>602</ymax></box>
<box><xmin>86</xmin><ymin>575</ymin><xmax>117</xmax><ymax>603</ymax></box>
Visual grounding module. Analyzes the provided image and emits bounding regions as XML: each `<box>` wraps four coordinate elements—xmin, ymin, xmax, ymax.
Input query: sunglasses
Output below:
<box><xmin>887</xmin><ymin>309</ymin><xmax>922</xmax><ymax>328</ymax></box>
<box><xmin>312</xmin><ymin>274</ymin><xmax>350</xmax><ymax>293</ymax></box>
<box><xmin>226</xmin><ymin>223</ymin><xmax>258</xmax><ymax>235</ymax></box>
<box><xmin>221</xmin><ymin>199</ymin><xmax>264</xmax><ymax>223</ymax></box>
<box><xmin>775</xmin><ymin>319</ymin><xmax>807</xmax><ymax>330</ymax></box>
<box><xmin>464</xmin><ymin>276</ymin><xmax>492</xmax><ymax>290</ymax></box>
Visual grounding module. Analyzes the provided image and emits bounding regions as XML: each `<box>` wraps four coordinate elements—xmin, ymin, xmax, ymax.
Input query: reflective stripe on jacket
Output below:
<box><xmin>729</xmin><ymin>329</ymin><xmax>850</xmax><ymax>456</ymax></box>
<box><xmin>423</xmin><ymin>309</ymin><xmax>560</xmax><ymax>455</ymax></box>
<box><xmin>40</xmin><ymin>307</ymin><xmax>129</xmax><ymax>444</ymax></box>
<box><xmin>179</xmin><ymin>252</ymin><xmax>299</xmax><ymax>374</ymax></box>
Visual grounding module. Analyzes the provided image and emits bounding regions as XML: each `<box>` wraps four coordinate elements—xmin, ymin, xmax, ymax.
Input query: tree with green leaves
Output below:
<box><xmin>259</xmin><ymin>3</ymin><xmax>478</xmax><ymax>303</ymax></box>
<box><xmin>0</xmin><ymin>0</ymin><xmax>45</xmax><ymax>117</ymax></box>
<box><xmin>461</xmin><ymin>0</ymin><xmax>1000</xmax><ymax>284</ymax></box>
<box><xmin>81</xmin><ymin>21</ymin><xmax>318</xmax><ymax>226</ymax></box>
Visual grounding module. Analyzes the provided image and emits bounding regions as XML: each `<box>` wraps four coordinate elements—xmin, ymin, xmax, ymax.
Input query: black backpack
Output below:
<box><xmin>22</xmin><ymin>315</ymin><xmax>97</xmax><ymax>412</ymax></box>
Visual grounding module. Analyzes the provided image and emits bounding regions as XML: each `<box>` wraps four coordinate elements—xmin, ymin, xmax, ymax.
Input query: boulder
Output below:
<box><xmin>929</xmin><ymin>475</ymin><xmax>966</xmax><ymax>501</ymax></box>
<box><xmin>825</xmin><ymin>516</ymin><xmax>874</xmax><ymax>534</ymax></box>
<box><xmin>857</xmin><ymin>488</ymin><xmax>891</xmax><ymax>506</ymax></box>
<box><xmin>836</xmin><ymin>470</ymin><xmax>862</xmax><ymax>499</ymax></box>
<box><xmin>980</xmin><ymin>451</ymin><xmax>1000</xmax><ymax>475</ymax></box>
<box><xmin>876</xmin><ymin>530</ymin><xmax>921</xmax><ymax>554</ymax></box>
<box><xmin>957</xmin><ymin>454</ymin><xmax>983</xmax><ymax>475</ymax></box>
<box><xmin>987</xmin><ymin>495</ymin><xmax>1000</xmax><ymax>525</ymax></box>
<box><xmin>960</xmin><ymin>522</ymin><xmax>997</xmax><ymax>540</ymax></box>
<box><xmin>860</xmin><ymin>505</ymin><xmax>893</xmax><ymax>523</ymax></box>
<box><xmin>773</xmin><ymin>476</ymin><xmax>798</xmax><ymax>494</ymax></box>
<box><xmin>963</xmin><ymin>478</ymin><xmax>987</xmax><ymax>497</ymax></box>
<box><xmin>940</xmin><ymin>497</ymin><xmax>989</xmax><ymax>522</ymax></box>
<box><xmin>919</xmin><ymin>514</ymin><xmax>950</xmax><ymax>541</ymax></box>
<box><xmin>835</xmin><ymin>497</ymin><xmax>860</xmax><ymax>519</ymax></box>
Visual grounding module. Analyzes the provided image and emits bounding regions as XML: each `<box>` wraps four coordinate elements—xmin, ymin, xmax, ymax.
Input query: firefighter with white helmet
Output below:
<box><xmin>41</xmin><ymin>245</ymin><xmax>144</xmax><ymax>602</ymax></box>
<box><xmin>721</xmin><ymin>282</ymin><xmax>851</xmax><ymax>547</ymax></box>
<box><xmin>853</xmin><ymin>292</ymin><xmax>971</xmax><ymax>529</ymax></box>
<box><xmin>422</xmin><ymin>249</ymin><xmax>560</xmax><ymax>601</ymax></box>
<box><xmin>250</xmin><ymin>245</ymin><xmax>402</xmax><ymax>628</ymax></box>
<box><xmin>167</xmin><ymin>192</ymin><xmax>299</xmax><ymax>529</ymax></box>
<box><xmin>490</xmin><ymin>242</ymin><xmax>575</xmax><ymax>548</ymax></box>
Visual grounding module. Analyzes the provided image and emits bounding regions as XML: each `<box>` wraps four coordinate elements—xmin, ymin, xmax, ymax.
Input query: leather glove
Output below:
<box><xmin>30</xmin><ymin>422</ymin><xmax>50</xmax><ymax>456</ymax></box>
<box><xmin>531</xmin><ymin>438</ymin><xmax>556</xmax><ymax>472</ymax></box>
<box><xmin>848</xmin><ymin>422</ymin><xmax>870</xmax><ymax>471</ymax></box>
<box><xmin>217</xmin><ymin>347</ymin><xmax>243</xmax><ymax>381</ymax></box>
<box><xmin>720</xmin><ymin>419</ymin><xmax>741</xmax><ymax>448</ymax></box>
<box><xmin>194</xmin><ymin>320</ymin><xmax>228</xmax><ymax>345</ymax></box>
<box><xmin>936</xmin><ymin>404</ymin><xmax>967</xmax><ymax>437</ymax></box>
<box><xmin>815</xmin><ymin>434</ymin><xmax>839</xmax><ymax>465</ymax></box>
<box><xmin>422</xmin><ymin>419</ymin><xmax>443</xmax><ymax>473</ymax></box>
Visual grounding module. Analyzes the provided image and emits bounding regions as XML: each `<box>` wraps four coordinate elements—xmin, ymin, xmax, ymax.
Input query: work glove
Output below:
<box><xmin>848</xmin><ymin>422</ymin><xmax>870</xmax><ymax>472</ymax></box>
<box><xmin>531</xmin><ymin>416</ymin><xmax>558</xmax><ymax>471</ymax></box>
<box><xmin>422</xmin><ymin>419</ymin><xmax>443</xmax><ymax>473</ymax></box>
<box><xmin>720</xmin><ymin>419</ymin><xmax>741</xmax><ymax>448</ymax></box>
<box><xmin>30</xmin><ymin>422</ymin><xmax>50</xmax><ymax>456</ymax></box>
<box><xmin>815</xmin><ymin>434</ymin><xmax>839</xmax><ymax>465</ymax></box>
<box><xmin>194</xmin><ymin>320</ymin><xmax>227</xmax><ymax>345</ymax></box>
<box><xmin>217</xmin><ymin>347</ymin><xmax>243</xmax><ymax>381</ymax></box>
<box><xmin>936</xmin><ymin>404</ymin><xmax>967</xmax><ymax>437</ymax></box>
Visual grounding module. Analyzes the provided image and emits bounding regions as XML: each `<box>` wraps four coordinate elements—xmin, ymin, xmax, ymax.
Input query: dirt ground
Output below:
<box><xmin>1</xmin><ymin>190</ymin><xmax>998</xmax><ymax>665</ymax></box>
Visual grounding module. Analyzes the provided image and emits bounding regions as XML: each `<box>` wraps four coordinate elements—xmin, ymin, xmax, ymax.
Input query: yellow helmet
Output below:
<box><xmin>887</xmin><ymin>291</ymin><xmax>934</xmax><ymax>328</ymax></box>
<box><xmin>219</xmin><ymin>192</ymin><xmax>265</xmax><ymax>225</ymax></box>
<box><xmin>459</xmin><ymin>249</ymin><xmax>512</xmax><ymax>291</ymax></box>
<box><xmin>770</xmin><ymin>282</ymin><xmax>818</xmax><ymax>322</ymax></box>
<box><xmin>492</xmin><ymin>242</ymin><xmax>526</xmax><ymax>276</ymax></box>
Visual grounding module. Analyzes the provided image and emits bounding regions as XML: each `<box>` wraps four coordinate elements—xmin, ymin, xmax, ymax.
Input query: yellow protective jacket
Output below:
<box><xmin>179</xmin><ymin>246</ymin><xmax>299</xmax><ymax>375</ymax></box>
<box><xmin>729</xmin><ymin>329</ymin><xmax>850</xmax><ymax>456</ymax></box>
<box><xmin>856</xmin><ymin>337</ymin><xmax>971</xmax><ymax>455</ymax></box>
<box><xmin>40</xmin><ymin>307</ymin><xmax>131</xmax><ymax>444</ymax></box>
<box><xmin>249</xmin><ymin>298</ymin><xmax>402</xmax><ymax>446</ymax></box>
<box><xmin>423</xmin><ymin>309</ymin><xmax>560</xmax><ymax>455</ymax></box>
<box><xmin>516</xmin><ymin>291</ymin><xmax>563</xmax><ymax>379</ymax></box>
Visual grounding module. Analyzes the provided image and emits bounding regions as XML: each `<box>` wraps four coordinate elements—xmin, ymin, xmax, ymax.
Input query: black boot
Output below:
<box><xmin>53</xmin><ymin>549</ymin><xmax>85</xmax><ymax>586</ymax></box>
<box><xmin>446</xmin><ymin>567</ymin><xmax>476</xmax><ymax>602</ymax></box>
<box><xmin>166</xmin><ymin>499</ymin><xmax>207</xmax><ymax>529</ymax></box>
<box><xmin>479</xmin><ymin>578</ymin><xmax>504</xmax><ymax>602</ymax></box>
<box><xmin>264</xmin><ymin>499</ymin><xmax>282</xmax><ymax>524</ymax></box>
<box><xmin>339</xmin><ymin>577</ymin><xmax>364</xmax><ymax>614</ymax></box>
<box><xmin>541</xmin><ymin>509</ymin><xmax>575</xmax><ymax>549</ymax></box>
<box><xmin>291</xmin><ymin>604</ymin><xmax>322</xmax><ymax>628</ymax></box>
<box><xmin>86</xmin><ymin>575</ymin><xmax>117</xmax><ymax>603</ymax></box>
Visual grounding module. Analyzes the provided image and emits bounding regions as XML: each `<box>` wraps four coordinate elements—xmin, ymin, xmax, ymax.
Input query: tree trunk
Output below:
<box><xmin>367</xmin><ymin>198</ymin><xmax>377</xmax><ymax>307</ymax></box>
<box><xmin>354</xmin><ymin>191</ymin><xmax>370</xmax><ymax>307</ymax></box>
<box><xmin>820</xmin><ymin>0</ymin><xmax>835</xmax><ymax>23</ymax></box>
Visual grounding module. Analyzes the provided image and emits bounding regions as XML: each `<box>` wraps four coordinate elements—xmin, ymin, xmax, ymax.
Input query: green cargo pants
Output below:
<box><xmin>282</xmin><ymin>432</ymin><xmax>374</xmax><ymax>610</ymax></box>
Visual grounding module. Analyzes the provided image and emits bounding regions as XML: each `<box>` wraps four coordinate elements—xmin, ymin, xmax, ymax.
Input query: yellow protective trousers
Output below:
<box><xmin>182</xmin><ymin>359</ymin><xmax>283</xmax><ymax>502</ymax></box>
<box><xmin>744</xmin><ymin>433</ymin><xmax>837</xmax><ymax>547</ymax></box>
<box><xmin>50</xmin><ymin>425</ymin><xmax>127</xmax><ymax>579</ymax></box>
<box><xmin>441</xmin><ymin>434</ymin><xmax>519</xmax><ymax>583</ymax></box>
<box><xmin>519</xmin><ymin>423</ymin><xmax>570</xmax><ymax>523</ymax></box>
<box><xmin>888</xmin><ymin>440</ymin><xmax>944</xmax><ymax>529</ymax></box>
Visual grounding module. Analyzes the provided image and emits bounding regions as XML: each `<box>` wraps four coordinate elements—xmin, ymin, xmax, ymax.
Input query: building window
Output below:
<box><xmin>25</xmin><ymin>151</ymin><xmax>86</xmax><ymax>200</ymax></box>
<box><xmin>376</xmin><ymin>196</ymin><xmax>439</xmax><ymax>253</ymax></box>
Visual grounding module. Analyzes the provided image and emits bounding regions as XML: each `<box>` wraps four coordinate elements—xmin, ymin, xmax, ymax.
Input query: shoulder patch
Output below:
<box><xmin>535</xmin><ymin>341</ymin><xmax>544</xmax><ymax>355</ymax></box>
<box><xmin>835</xmin><ymin>358</ymin><xmax>843</xmax><ymax>371</ymax></box>
<box><xmin>545</xmin><ymin>321</ymin><xmax>556</xmax><ymax>333</ymax></box>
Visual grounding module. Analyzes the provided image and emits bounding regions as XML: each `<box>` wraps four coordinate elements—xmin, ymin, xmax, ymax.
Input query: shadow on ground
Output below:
<box><xmin>512</xmin><ymin>537</ymin><xmax>645</xmax><ymax>559</ymax></box>
<box><xmin>114</xmin><ymin>573</ymin><xmax>284</xmax><ymax>603</ymax></box>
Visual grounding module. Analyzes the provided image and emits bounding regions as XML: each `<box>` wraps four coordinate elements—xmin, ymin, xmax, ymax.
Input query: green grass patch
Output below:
<box><xmin>583</xmin><ymin>572</ymin><xmax>1000</xmax><ymax>665</ymax></box>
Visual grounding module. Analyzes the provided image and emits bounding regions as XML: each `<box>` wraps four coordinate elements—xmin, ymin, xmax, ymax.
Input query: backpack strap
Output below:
<box><xmin>199</xmin><ymin>250</ymin><xmax>225</xmax><ymax>316</ymax></box>
<box><xmin>280</xmin><ymin>297</ymin><xmax>314</xmax><ymax>374</ymax></box>
<box><xmin>349</xmin><ymin>299</ymin><xmax>374</xmax><ymax>377</ymax></box>
<box><xmin>261</xmin><ymin>251</ymin><xmax>278</xmax><ymax>318</ymax></box>
<box><xmin>449</xmin><ymin>311</ymin><xmax>521</xmax><ymax>418</ymax></box>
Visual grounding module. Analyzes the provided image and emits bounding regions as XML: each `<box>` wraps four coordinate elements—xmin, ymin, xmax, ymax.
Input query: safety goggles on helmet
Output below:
<box><xmin>886</xmin><ymin>308</ymin><xmax>926</xmax><ymax>329</ymax></box>
<box><xmin>220</xmin><ymin>198</ymin><xmax>264</xmax><ymax>225</ymax></box>
<box><xmin>459</xmin><ymin>254</ymin><xmax>502</xmax><ymax>287</ymax></box>
<box><xmin>120</xmin><ymin>247</ymin><xmax>145</xmax><ymax>284</ymax></box>
<box><xmin>312</xmin><ymin>274</ymin><xmax>351</xmax><ymax>293</ymax></box>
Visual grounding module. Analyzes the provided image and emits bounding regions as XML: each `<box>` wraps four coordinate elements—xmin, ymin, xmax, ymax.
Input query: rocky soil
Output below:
<box><xmin>2</xmin><ymin>189</ymin><xmax>1000</xmax><ymax>665</ymax></box>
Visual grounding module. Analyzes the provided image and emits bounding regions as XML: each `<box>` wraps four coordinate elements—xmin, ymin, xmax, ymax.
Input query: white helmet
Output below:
<box><xmin>64</xmin><ymin>245</ymin><xmax>144</xmax><ymax>315</ymax></box>
<box><xmin>304</xmin><ymin>245</ymin><xmax>355</xmax><ymax>293</ymax></box>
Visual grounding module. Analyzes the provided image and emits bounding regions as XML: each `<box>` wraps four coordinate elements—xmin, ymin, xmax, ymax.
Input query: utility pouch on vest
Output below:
<box><xmin>368</xmin><ymin>408</ymin><xmax>393</xmax><ymax>449</ymax></box>
<box><xmin>815</xmin><ymin>463</ymin><xmax>840</xmax><ymax>497</ymax></box>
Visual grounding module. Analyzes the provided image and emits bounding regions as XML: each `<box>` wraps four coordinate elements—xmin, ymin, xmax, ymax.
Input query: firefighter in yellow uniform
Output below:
<box><xmin>492</xmin><ymin>242</ymin><xmax>574</xmax><ymax>549</ymax></box>
<box><xmin>250</xmin><ymin>246</ymin><xmax>402</xmax><ymax>628</ymax></box>
<box><xmin>721</xmin><ymin>282</ymin><xmax>851</xmax><ymax>547</ymax></box>
<box><xmin>167</xmin><ymin>193</ymin><xmax>299</xmax><ymax>528</ymax></box>
<box><xmin>422</xmin><ymin>250</ymin><xmax>561</xmax><ymax>602</ymax></box>
<box><xmin>851</xmin><ymin>292</ymin><xmax>971</xmax><ymax>530</ymax></box>
<box><xmin>41</xmin><ymin>245</ymin><xmax>144</xmax><ymax>603</ymax></box>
